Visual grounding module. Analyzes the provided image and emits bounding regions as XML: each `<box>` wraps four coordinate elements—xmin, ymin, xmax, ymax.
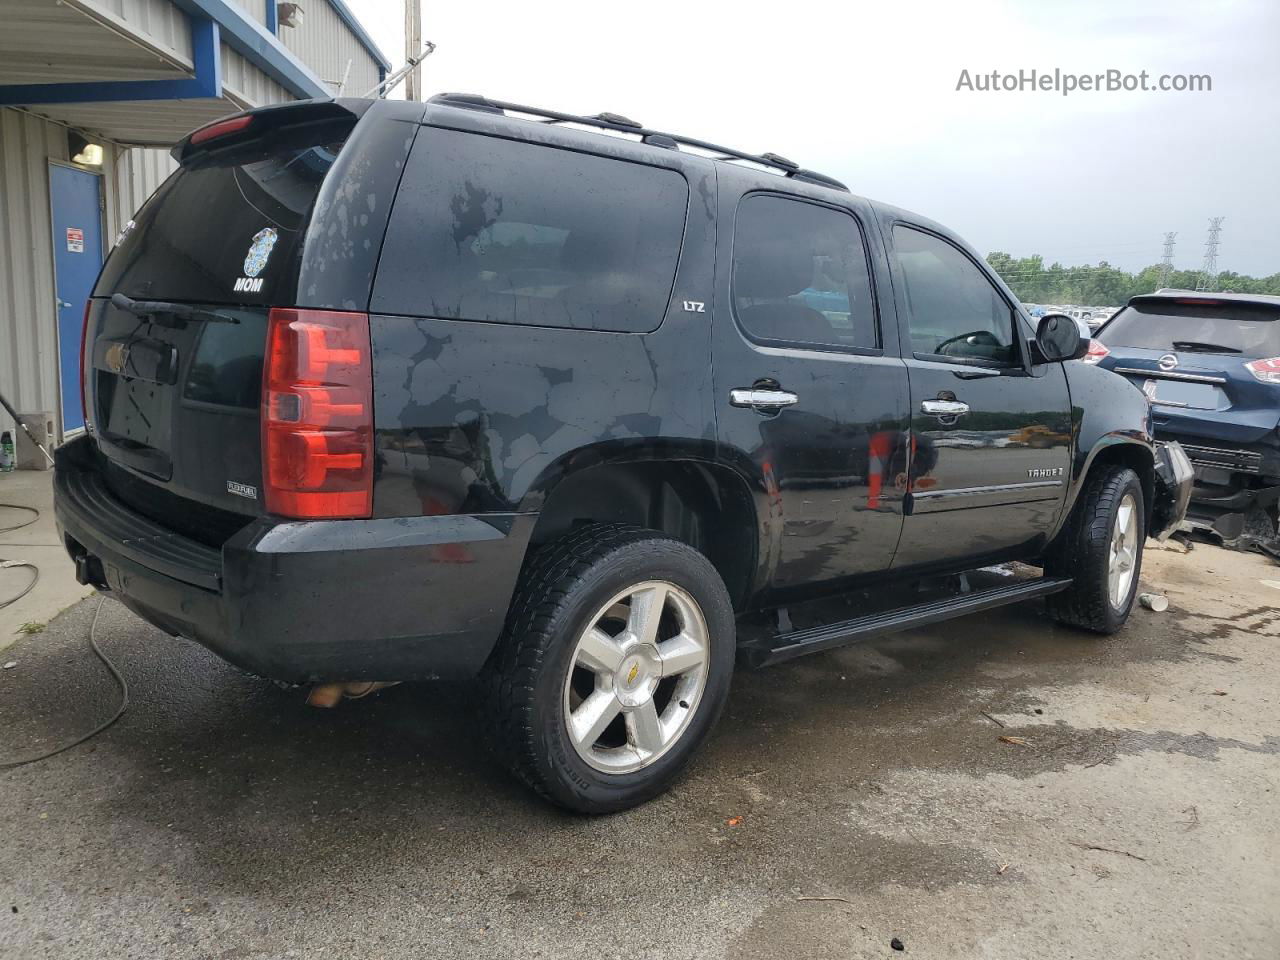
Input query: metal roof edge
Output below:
<box><xmin>171</xmin><ymin>0</ymin><xmax>331</xmax><ymax>100</ymax></box>
<box><xmin>322</xmin><ymin>0</ymin><xmax>394</xmax><ymax>72</ymax></box>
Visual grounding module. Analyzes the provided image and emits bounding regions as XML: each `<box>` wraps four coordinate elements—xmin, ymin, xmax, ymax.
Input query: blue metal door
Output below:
<box><xmin>49</xmin><ymin>163</ymin><xmax>104</xmax><ymax>432</ymax></box>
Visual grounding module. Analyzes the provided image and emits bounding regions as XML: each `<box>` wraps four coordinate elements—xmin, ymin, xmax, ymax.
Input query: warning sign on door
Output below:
<box><xmin>66</xmin><ymin>227</ymin><xmax>84</xmax><ymax>253</ymax></box>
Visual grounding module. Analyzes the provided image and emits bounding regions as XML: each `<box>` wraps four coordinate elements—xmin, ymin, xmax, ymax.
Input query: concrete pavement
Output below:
<box><xmin>0</xmin><ymin>470</ymin><xmax>93</xmax><ymax>653</ymax></box>
<box><xmin>0</xmin><ymin>542</ymin><xmax>1276</xmax><ymax>959</ymax></box>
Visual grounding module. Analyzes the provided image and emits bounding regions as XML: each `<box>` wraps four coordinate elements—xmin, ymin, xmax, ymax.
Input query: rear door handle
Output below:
<box><xmin>730</xmin><ymin>388</ymin><xmax>799</xmax><ymax>410</ymax></box>
<box><xmin>920</xmin><ymin>399</ymin><xmax>970</xmax><ymax>418</ymax></box>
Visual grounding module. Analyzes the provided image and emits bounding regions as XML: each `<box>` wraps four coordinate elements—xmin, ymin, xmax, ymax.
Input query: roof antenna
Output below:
<box><xmin>362</xmin><ymin>41</ymin><xmax>437</xmax><ymax>99</ymax></box>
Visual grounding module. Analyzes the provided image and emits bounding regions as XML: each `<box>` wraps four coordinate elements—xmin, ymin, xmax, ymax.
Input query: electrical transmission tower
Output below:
<box><xmin>1195</xmin><ymin>217</ymin><xmax>1225</xmax><ymax>291</ymax></box>
<box><xmin>1157</xmin><ymin>232</ymin><xmax>1176</xmax><ymax>290</ymax></box>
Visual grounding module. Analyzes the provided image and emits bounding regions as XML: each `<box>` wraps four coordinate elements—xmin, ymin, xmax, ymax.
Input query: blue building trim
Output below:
<box><xmin>0</xmin><ymin>19</ymin><xmax>223</xmax><ymax>106</ymax></box>
<box><xmin>324</xmin><ymin>0</ymin><xmax>393</xmax><ymax>71</ymax></box>
<box><xmin>170</xmin><ymin>0</ymin><xmax>328</xmax><ymax>99</ymax></box>
<box><xmin>0</xmin><ymin>0</ymin><xmax>386</xmax><ymax>107</ymax></box>
<box><xmin>265</xmin><ymin>0</ymin><xmax>278</xmax><ymax>35</ymax></box>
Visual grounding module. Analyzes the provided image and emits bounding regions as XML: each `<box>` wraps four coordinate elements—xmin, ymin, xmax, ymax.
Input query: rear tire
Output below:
<box><xmin>483</xmin><ymin>524</ymin><xmax>735</xmax><ymax>813</ymax></box>
<box><xmin>1046</xmin><ymin>465</ymin><xmax>1145</xmax><ymax>633</ymax></box>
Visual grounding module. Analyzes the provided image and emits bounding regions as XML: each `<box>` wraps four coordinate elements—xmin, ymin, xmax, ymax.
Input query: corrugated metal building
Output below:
<box><xmin>0</xmin><ymin>0</ymin><xmax>390</xmax><ymax>443</ymax></box>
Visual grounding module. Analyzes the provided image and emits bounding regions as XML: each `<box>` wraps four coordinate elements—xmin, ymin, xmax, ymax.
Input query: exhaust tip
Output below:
<box><xmin>306</xmin><ymin>681</ymin><xmax>399</xmax><ymax>708</ymax></box>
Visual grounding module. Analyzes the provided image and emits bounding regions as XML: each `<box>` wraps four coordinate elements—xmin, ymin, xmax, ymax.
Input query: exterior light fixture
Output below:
<box><xmin>68</xmin><ymin>131</ymin><xmax>103</xmax><ymax>167</ymax></box>
<box><xmin>72</xmin><ymin>143</ymin><xmax>104</xmax><ymax>166</ymax></box>
<box><xmin>277</xmin><ymin>2</ymin><xmax>304</xmax><ymax>28</ymax></box>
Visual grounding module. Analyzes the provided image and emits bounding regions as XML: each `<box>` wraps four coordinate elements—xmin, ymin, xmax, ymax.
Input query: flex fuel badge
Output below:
<box><xmin>234</xmin><ymin>227</ymin><xmax>278</xmax><ymax>293</ymax></box>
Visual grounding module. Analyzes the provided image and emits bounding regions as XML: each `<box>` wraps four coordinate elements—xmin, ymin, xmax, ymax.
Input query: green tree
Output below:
<box><xmin>985</xmin><ymin>253</ymin><xmax>1280</xmax><ymax>303</ymax></box>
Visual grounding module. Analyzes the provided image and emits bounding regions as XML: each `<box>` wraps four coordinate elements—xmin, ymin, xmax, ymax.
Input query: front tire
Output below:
<box><xmin>484</xmin><ymin>524</ymin><xmax>735</xmax><ymax>813</ymax></box>
<box><xmin>1046</xmin><ymin>465</ymin><xmax>1145</xmax><ymax>633</ymax></box>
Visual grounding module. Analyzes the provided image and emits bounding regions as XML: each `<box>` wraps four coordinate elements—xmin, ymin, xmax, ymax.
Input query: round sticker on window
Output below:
<box><xmin>243</xmin><ymin>227</ymin><xmax>278</xmax><ymax>278</ymax></box>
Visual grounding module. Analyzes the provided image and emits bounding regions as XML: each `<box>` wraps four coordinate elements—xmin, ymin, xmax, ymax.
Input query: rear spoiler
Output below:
<box><xmin>172</xmin><ymin>98</ymin><xmax>374</xmax><ymax>165</ymax></box>
<box><xmin>1128</xmin><ymin>293</ymin><xmax>1280</xmax><ymax>314</ymax></box>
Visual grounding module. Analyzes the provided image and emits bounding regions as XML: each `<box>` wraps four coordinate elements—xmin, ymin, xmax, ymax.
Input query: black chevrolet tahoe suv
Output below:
<box><xmin>55</xmin><ymin>94</ymin><xmax>1193</xmax><ymax>812</ymax></box>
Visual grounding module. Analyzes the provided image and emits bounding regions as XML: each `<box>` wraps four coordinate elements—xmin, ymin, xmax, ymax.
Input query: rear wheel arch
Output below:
<box><xmin>525</xmin><ymin>458</ymin><xmax>759</xmax><ymax>611</ymax></box>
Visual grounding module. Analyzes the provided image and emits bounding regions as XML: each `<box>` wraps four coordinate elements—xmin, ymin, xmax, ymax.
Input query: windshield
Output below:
<box><xmin>1099</xmin><ymin>301</ymin><xmax>1280</xmax><ymax>359</ymax></box>
<box><xmin>95</xmin><ymin>116</ymin><xmax>354</xmax><ymax>305</ymax></box>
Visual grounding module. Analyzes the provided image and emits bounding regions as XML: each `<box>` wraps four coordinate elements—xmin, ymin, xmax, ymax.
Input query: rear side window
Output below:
<box><xmin>95</xmin><ymin>116</ymin><xmax>355</xmax><ymax>304</ymax></box>
<box><xmin>1099</xmin><ymin>301</ymin><xmax>1280</xmax><ymax>358</ymax></box>
<box><xmin>731</xmin><ymin>195</ymin><xmax>878</xmax><ymax>351</ymax></box>
<box><xmin>893</xmin><ymin>226</ymin><xmax>1018</xmax><ymax>366</ymax></box>
<box><xmin>373</xmin><ymin>128</ymin><xmax>689</xmax><ymax>332</ymax></box>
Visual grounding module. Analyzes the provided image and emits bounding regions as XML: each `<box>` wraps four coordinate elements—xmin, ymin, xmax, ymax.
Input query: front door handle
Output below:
<box><xmin>920</xmin><ymin>399</ymin><xmax>970</xmax><ymax>418</ymax></box>
<box><xmin>730</xmin><ymin>388</ymin><xmax>799</xmax><ymax>411</ymax></box>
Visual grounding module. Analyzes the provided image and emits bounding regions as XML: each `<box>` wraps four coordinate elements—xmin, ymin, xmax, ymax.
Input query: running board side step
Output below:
<box><xmin>742</xmin><ymin>577</ymin><xmax>1074</xmax><ymax>669</ymax></box>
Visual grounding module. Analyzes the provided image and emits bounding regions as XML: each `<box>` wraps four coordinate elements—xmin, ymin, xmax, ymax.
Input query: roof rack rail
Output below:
<box><xmin>428</xmin><ymin>93</ymin><xmax>849</xmax><ymax>193</ymax></box>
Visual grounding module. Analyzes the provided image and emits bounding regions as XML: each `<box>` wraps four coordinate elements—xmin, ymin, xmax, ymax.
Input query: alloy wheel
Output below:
<box><xmin>1109</xmin><ymin>493</ymin><xmax>1139</xmax><ymax>608</ymax></box>
<box><xmin>562</xmin><ymin>581</ymin><xmax>710</xmax><ymax>774</ymax></box>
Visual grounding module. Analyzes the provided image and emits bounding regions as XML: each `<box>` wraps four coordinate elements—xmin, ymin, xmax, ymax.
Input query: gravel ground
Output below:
<box><xmin>0</xmin><ymin>543</ymin><xmax>1276</xmax><ymax>959</ymax></box>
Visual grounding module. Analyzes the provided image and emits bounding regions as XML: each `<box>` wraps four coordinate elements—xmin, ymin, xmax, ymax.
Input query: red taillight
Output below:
<box><xmin>1082</xmin><ymin>339</ymin><xmax>1110</xmax><ymax>365</ymax></box>
<box><xmin>262</xmin><ymin>308</ymin><xmax>373</xmax><ymax>519</ymax></box>
<box><xmin>189</xmin><ymin>114</ymin><xmax>253</xmax><ymax>146</ymax></box>
<box><xmin>79</xmin><ymin>300</ymin><xmax>91</xmax><ymax>424</ymax></box>
<box><xmin>1244</xmin><ymin>357</ymin><xmax>1280</xmax><ymax>385</ymax></box>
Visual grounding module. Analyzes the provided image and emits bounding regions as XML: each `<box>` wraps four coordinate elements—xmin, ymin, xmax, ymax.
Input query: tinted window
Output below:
<box><xmin>183</xmin><ymin>316</ymin><xmax>268</xmax><ymax>409</ymax></box>
<box><xmin>894</xmin><ymin>226</ymin><xmax>1017</xmax><ymax>365</ymax></box>
<box><xmin>95</xmin><ymin>116</ymin><xmax>354</xmax><ymax>304</ymax></box>
<box><xmin>731</xmin><ymin>195</ymin><xmax>878</xmax><ymax>350</ymax></box>
<box><xmin>1099</xmin><ymin>301</ymin><xmax>1280</xmax><ymax>358</ymax></box>
<box><xmin>373</xmin><ymin>129</ymin><xmax>689</xmax><ymax>333</ymax></box>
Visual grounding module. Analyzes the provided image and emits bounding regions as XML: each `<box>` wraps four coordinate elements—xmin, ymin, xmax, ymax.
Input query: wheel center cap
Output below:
<box><xmin>615</xmin><ymin>648</ymin><xmax>659</xmax><ymax>707</ymax></box>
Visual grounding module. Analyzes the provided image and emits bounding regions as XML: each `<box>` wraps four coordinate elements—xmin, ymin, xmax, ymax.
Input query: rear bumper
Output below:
<box><xmin>1183</xmin><ymin>484</ymin><xmax>1280</xmax><ymax>540</ymax></box>
<box><xmin>1153</xmin><ymin>431</ymin><xmax>1280</xmax><ymax>539</ymax></box>
<box><xmin>53</xmin><ymin>437</ymin><xmax>534</xmax><ymax>683</ymax></box>
<box><xmin>1150</xmin><ymin>441</ymin><xmax>1194</xmax><ymax>541</ymax></box>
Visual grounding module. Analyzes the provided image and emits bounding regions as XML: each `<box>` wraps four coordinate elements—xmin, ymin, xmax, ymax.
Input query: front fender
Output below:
<box><xmin>1052</xmin><ymin>361</ymin><xmax>1155</xmax><ymax>539</ymax></box>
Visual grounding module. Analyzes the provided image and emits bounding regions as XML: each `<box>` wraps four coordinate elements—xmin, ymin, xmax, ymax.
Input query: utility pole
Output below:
<box><xmin>1156</xmin><ymin>232</ymin><xmax>1176</xmax><ymax>291</ymax></box>
<box><xmin>404</xmin><ymin>0</ymin><xmax>422</xmax><ymax>101</ymax></box>
<box><xmin>1195</xmin><ymin>217</ymin><xmax>1224</xmax><ymax>291</ymax></box>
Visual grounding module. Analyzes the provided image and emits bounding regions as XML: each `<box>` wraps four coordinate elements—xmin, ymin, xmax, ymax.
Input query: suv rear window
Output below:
<box><xmin>95</xmin><ymin>115</ymin><xmax>355</xmax><ymax>305</ymax></box>
<box><xmin>372</xmin><ymin>128</ymin><xmax>689</xmax><ymax>333</ymax></box>
<box><xmin>1100</xmin><ymin>300</ymin><xmax>1280</xmax><ymax>358</ymax></box>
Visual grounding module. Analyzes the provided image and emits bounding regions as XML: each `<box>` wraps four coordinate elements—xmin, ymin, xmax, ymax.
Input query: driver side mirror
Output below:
<box><xmin>1033</xmin><ymin>313</ymin><xmax>1089</xmax><ymax>363</ymax></box>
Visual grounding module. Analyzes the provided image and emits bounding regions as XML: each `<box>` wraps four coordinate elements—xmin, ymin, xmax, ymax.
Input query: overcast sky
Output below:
<box><xmin>347</xmin><ymin>0</ymin><xmax>1279</xmax><ymax>277</ymax></box>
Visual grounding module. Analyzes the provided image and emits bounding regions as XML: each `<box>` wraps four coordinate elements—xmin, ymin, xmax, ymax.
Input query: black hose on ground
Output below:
<box><xmin>0</xmin><ymin>559</ymin><xmax>39</xmax><ymax>611</ymax></box>
<box><xmin>0</xmin><ymin>503</ymin><xmax>40</xmax><ymax>534</ymax></box>
<box><xmin>1</xmin><ymin>597</ymin><xmax>129</xmax><ymax>768</ymax></box>
<box><xmin>1</xmin><ymin>496</ymin><xmax>129</xmax><ymax>767</ymax></box>
<box><xmin>1</xmin><ymin>502</ymin><xmax>42</xmax><ymax>608</ymax></box>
